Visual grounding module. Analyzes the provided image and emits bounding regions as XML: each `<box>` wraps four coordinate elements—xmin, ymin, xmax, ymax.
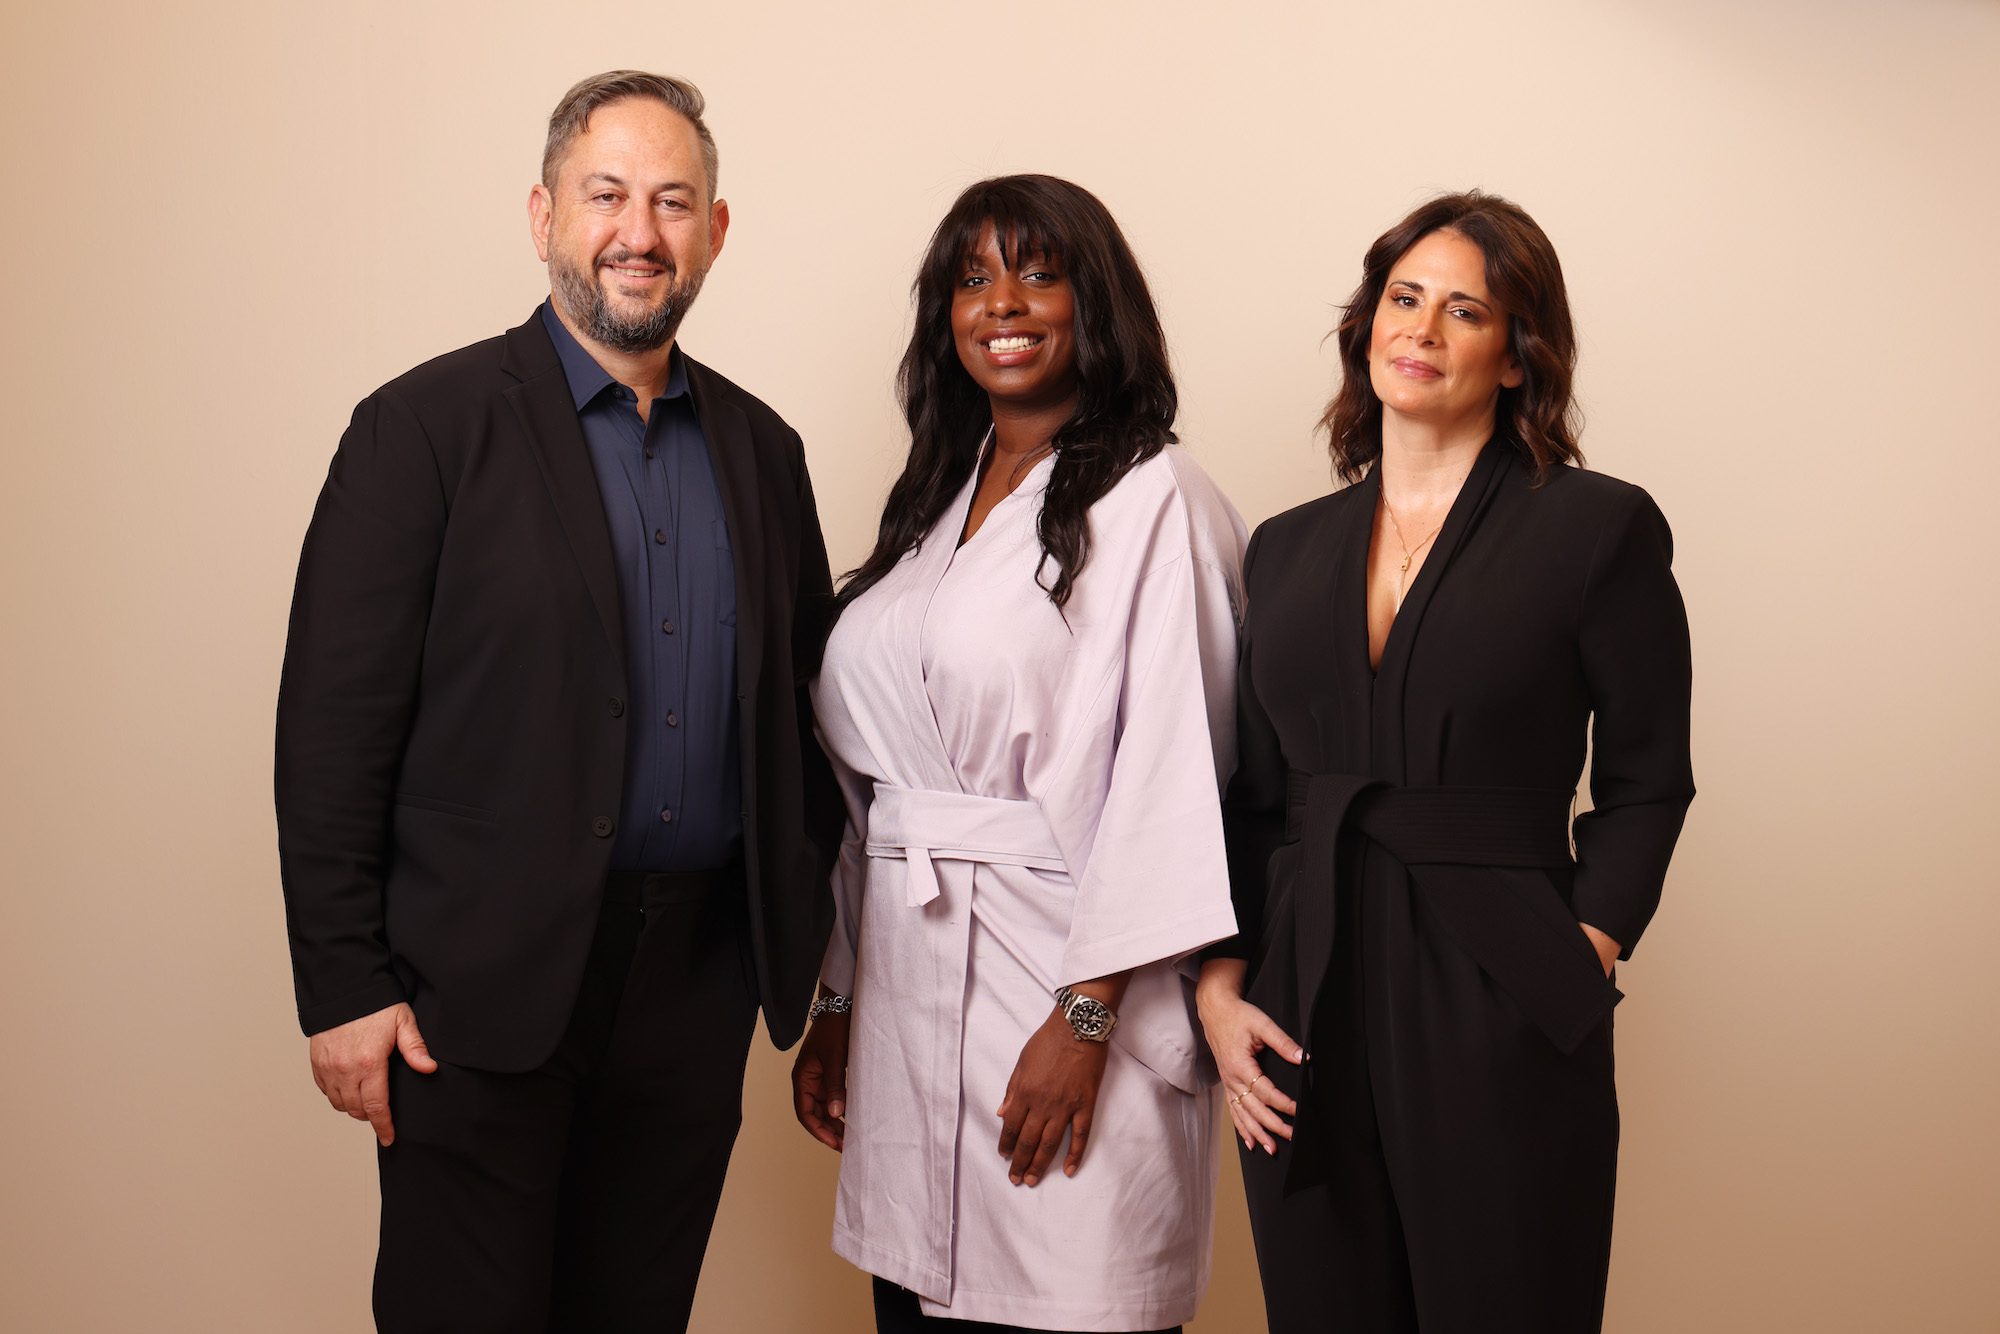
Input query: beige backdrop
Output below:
<box><xmin>3</xmin><ymin>1</ymin><xmax>1996</xmax><ymax>1329</ymax></box>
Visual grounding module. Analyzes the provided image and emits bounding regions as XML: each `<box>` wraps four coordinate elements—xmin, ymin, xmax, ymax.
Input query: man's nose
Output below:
<box><xmin>618</xmin><ymin>201</ymin><xmax>662</xmax><ymax>254</ymax></box>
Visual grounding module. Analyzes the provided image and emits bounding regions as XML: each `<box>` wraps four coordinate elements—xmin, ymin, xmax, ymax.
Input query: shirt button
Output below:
<box><xmin>659</xmin><ymin>808</ymin><xmax>674</xmax><ymax>824</ymax></box>
<box><xmin>665</xmin><ymin>711</ymin><xmax>679</xmax><ymax>727</ymax></box>
<box><xmin>591</xmin><ymin>816</ymin><xmax>614</xmax><ymax>838</ymax></box>
<box><xmin>654</xmin><ymin>528</ymin><xmax>668</xmax><ymax>545</ymax></box>
<box><xmin>661</xmin><ymin>619</ymin><xmax>675</xmax><ymax>635</ymax></box>
<box><xmin>644</xmin><ymin>447</ymin><xmax>655</xmax><ymax>460</ymax></box>
<box><xmin>607</xmin><ymin>696</ymin><xmax>625</xmax><ymax>718</ymax></box>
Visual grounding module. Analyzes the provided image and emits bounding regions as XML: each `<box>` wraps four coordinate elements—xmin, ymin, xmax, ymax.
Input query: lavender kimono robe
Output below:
<box><xmin>813</xmin><ymin>444</ymin><xmax>1246</xmax><ymax>1330</ymax></box>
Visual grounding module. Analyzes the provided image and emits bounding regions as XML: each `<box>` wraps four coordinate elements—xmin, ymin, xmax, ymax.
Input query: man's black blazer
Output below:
<box><xmin>276</xmin><ymin>309</ymin><xmax>842</xmax><ymax>1070</ymax></box>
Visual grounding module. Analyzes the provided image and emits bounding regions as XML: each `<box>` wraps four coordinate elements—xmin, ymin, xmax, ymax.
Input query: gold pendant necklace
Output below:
<box><xmin>1380</xmin><ymin>492</ymin><xmax>1444</xmax><ymax>601</ymax></box>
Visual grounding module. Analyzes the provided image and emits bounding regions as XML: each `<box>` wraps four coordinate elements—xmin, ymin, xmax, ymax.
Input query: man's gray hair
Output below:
<box><xmin>542</xmin><ymin>70</ymin><xmax>719</xmax><ymax>200</ymax></box>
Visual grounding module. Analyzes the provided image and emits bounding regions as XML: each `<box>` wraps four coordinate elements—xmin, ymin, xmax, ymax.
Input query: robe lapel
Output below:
<box><xmin>1368</xmin><ymin>438</ymin><xmax>1510</xmax><ymax>782</ymax></box>
<box><xmin>686</xmin><ymin>357</ymin><xmax>766</xmax><ymax>697</ymax></box>
<box><xmin>897</xmin><ymin>458</ymin><xmax>985</xmax><ymax>793</ymax></box>
<box><xmin>500</xmin><ymin>316</ymin><xmax>623</xmax><ymax>665</ymax></box>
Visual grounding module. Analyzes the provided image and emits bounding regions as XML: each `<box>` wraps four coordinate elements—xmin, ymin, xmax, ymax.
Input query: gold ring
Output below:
<box><xmin>1248</xmin><ymin>1075</ymin><xmax>1268</xmax><ymax>1093</ymax></box>
<box><xmin>1229</xmin><ymin>1092</ymin><xmax>1243</xmax><ymax>1107</ymax></box>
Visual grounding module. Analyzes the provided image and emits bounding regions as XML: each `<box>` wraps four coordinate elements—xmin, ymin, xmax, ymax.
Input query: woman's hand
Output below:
<box><xmin>995</xmin><ymin>1011</ymin><xmax>1110</xmax><ymax>1187</ymax></box>
<box><xmin>791</xmin><ymin>1010</ymin><xmax>851</xmax><ymax>1152</ymax></box>
<box><xmin>1579</xmin><ymin>922</ymin><xmax>1622</xmax><ymax>977</ymax></box>
<box><xmin>1197</xmin><ymin>957</ymin><xmax>1303</xmax><ymax>1155</ymax></box>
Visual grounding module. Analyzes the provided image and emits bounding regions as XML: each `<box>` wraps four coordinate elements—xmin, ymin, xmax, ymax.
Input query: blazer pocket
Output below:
<box><xmin>392</xmin><ymin>792</ymin><xmax>497</xmax><ymax>824</ymax></box>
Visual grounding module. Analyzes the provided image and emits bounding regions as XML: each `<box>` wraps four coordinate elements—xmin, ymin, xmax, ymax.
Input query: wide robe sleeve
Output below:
<box><xmin>1053</xmin><ymin>520</ymin><xmax>1245</xmax><ymax>988</ymax></box>
<box><xmin>1570</xmin><ymin>487</ymin><xmax>1695</xmax><ymax>957</ymax></box>
<box><xmin>818</xmin><ymin>814</ymin><xmax>869</xmax><ymax>997</ymax></box>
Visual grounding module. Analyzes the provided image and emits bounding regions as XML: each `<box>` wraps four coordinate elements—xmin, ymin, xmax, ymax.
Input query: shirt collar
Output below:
<box><xmin>538</xmin><ymin>299</ymin><xmax>689</xmax><ymax>412</ymax></box>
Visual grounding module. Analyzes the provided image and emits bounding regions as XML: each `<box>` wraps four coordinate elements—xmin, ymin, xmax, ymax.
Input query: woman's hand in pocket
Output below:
<box><xmin>1579</xmin><ymin>922</ymin><xmax>1622</xmax><ymax>977</ymax></box>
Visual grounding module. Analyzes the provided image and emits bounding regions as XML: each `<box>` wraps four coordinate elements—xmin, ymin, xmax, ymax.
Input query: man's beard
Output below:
<box><xmin>552</xmin><ymin>248</ymin><xmax>708</xmax><ymax>354</ymax></box>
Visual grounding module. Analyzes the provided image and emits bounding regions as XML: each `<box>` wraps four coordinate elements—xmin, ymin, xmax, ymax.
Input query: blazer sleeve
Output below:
<box><xmin>274</xmin><ymin>388</ymin><xmax>446</xmax><ymax>1035</ymax></box>
<box><xmin>1207</xmin><ymin>526</ymin><xmax>1287</xmax><ymax>962</ymax></box>
<box><xmin>1570</xmin><ymin>488</ymin><xmax>1695</xmax><ymax>957</ymax></box>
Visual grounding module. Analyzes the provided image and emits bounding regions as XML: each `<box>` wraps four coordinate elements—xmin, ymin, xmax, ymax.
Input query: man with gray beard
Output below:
<box><xmin>275</xmin><ymin>71</ymin><xmax>842</xmax><ymax>1332</ymax></box>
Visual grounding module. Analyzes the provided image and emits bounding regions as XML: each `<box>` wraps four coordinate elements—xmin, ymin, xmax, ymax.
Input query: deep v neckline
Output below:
<box><xmin>1349</xmin><ymin>437</ymin><xmax>1507</xmax><ymax>680</ymax></box>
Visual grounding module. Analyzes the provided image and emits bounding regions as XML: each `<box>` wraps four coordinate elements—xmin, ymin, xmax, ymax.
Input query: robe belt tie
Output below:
<box><xmin>865</xmin><ymin>783</ymin><xmax>1067</xmax><ymax>908</ymax></box>
<box><xmin>1283</xmin><ymin>770</ymin><xmax>1617</xmax><ymax>1059</ymax></box>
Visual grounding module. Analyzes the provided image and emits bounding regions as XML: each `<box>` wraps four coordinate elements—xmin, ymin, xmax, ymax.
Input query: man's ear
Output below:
<box><xmin>707</xmin><ymin>198</ymin><xmax>730</xmax><ymax>265</ymax></box>
<box><xmin>528</xmin><ymin>183</ymin><xmax>554</xmax><ymax>263</ymax></box>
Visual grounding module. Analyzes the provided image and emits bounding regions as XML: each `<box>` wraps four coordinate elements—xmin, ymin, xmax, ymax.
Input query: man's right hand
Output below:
<box><xmin>308</xmin><ymin>1002</ymin><xmax>437</xmax><ymax>1146</ymax></box>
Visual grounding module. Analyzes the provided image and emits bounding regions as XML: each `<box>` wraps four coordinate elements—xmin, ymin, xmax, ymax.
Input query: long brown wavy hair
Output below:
<box><xmin>1320</xmin><ymin>190</ymin><xmax>1582</xmax><ymax>484</ymax></box>
<box><xmin>835</xmin><ymin>175</ymin><xmax>1178</xmax><ymax>615</ymax></box>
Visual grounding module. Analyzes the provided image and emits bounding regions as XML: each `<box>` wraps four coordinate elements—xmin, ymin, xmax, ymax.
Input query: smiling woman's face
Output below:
<box><xmin>949</xmin><ymin>223</ymin><xmax>1080</xmax><ymax>417</ymax></box>
<box><xmin>1367</xmin><ymin>228</ymin><xmax>1523</xmax><ymax>434</ymax></box>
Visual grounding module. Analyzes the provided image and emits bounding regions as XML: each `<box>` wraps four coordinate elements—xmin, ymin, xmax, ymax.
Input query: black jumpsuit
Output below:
<box><xmin>1213</xmin><ymin>440</ymin><xmax>1694</xmax><ymax>1333</ymax></box>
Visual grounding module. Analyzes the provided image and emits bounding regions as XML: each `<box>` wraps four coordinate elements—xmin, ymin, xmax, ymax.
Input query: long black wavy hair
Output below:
<box><xmin>835</xmin><ymin>174</ymin><xmax>1178</xmax><ymax>615</ymax></box>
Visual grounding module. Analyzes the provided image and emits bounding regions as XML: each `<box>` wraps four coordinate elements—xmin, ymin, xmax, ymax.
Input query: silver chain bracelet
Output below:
<box><xmin>807</xmin><ymin>993</ymin><xmax>852</xmax><ymax>1021</ymax></box>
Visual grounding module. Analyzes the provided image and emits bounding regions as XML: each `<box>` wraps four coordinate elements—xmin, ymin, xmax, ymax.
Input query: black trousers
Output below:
<box><xmin>373</xmin><ymin>870</ymin><xmax>758</xmax><ymax>1333</ymax></box>
<box><xmin>1240</xmin><ymin>853</ymin><xmax>1618</xmax><ymax>1334</ymax></box>
<box><xmin>871</xmin><ymin>1278</ymin><xmax>1181</xmax><ymax>1334</ymax></box>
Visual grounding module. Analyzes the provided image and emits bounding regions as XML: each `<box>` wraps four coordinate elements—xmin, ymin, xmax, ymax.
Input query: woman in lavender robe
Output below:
<box><xmin>790</xmin><ymin>174</ymin><xmax>1246</xmax><ymax>1333</ymax></box>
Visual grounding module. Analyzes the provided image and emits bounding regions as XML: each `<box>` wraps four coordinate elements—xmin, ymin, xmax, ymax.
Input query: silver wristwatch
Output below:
<box><xmin>808</xmin><ymin>993</ymin><xmax>851</xmax><ymax>1021</ymax></box>
<box><xmin>1054</xmin><ymin>986</ymin><xmax>1116</xmax><ymax>1042</ymax></box>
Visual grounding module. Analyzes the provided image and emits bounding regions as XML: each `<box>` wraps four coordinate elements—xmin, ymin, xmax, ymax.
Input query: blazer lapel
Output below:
<box><xmin>500</xmin><ymin>313</ymin><xmax>624</xmax><ymax>665</ymax></box>
<box><xmin>1332</xmin><ymin>468</ymin><xmax>1379</xmax><ymax>773</ymax></box>
<box><xmin>685</xmin><ymin>355</ymin><xmax>766</xmax><ymax>696</ymax></box>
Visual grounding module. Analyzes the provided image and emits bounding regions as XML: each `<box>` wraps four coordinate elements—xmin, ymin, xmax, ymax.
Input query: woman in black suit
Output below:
<box><xmin>1194</xmin><ymin>191</ymin><xmax>1693</xmax><ymax>1333</ymax></box>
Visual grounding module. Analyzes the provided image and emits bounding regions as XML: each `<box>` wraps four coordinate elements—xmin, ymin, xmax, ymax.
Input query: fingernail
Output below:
<box><xmin>1010</xmin><ymin>1174</ymin><xmax>1022</xmax><ymax>1185</ymax></box>
<box><xmin>1296</xmin><ymin>1048</ymin><xmax>1306</xmax><ymax>1061</ymax></box>
<box><xmin>1024</xmin><ymin>1175</ymin><xmax>1038</xmax><ymax>1186</ymax></box>
<box><xmin>828</xmin><ymin>1101</ymin><xmax>843</xmax><ymax>1118</ymax></box>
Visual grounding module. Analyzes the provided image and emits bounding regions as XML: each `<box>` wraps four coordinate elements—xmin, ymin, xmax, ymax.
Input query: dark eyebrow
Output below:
<box><xmin>1389</xmin><ymin>278</ymin><xmax>1494</xmax><ymax>313</ymax></box>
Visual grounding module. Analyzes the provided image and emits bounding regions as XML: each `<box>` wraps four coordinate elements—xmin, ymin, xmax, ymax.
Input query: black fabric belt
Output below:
<box><xmin>1283</xmin><ymin>770</ymin><xmax>1615</xmax><ymax>1060</ymax></box>
<box><xmin>602</xmin><ymin>865</ymin><xmax>737</xmax><ymax>910</ymax></box>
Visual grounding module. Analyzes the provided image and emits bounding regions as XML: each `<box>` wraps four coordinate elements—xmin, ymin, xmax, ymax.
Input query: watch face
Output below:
<box><xmin>1067</xmin><ymin>996</ymin><xmax>1113</xmax><ymax>1040</ymax></box>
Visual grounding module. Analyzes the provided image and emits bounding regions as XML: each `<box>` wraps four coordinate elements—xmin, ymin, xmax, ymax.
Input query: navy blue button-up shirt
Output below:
<box><xmin>541</xmin><ymin>302</ymin><xmax>741</xmax><ymax>871</ymax></box>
